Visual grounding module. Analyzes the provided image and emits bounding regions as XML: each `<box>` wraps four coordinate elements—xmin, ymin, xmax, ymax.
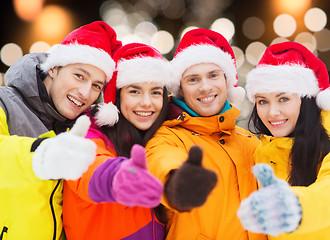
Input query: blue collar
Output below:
<box><xmin>172</xmin><ymin>97</ymin><xmax>231</xmax><ymax>117</ymax></box>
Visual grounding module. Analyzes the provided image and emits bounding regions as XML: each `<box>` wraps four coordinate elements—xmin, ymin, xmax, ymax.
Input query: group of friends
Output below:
<box><xmin>1</xmin><ymin>20</ymin><xmax>330</xmax><ymax>240</ymax></box>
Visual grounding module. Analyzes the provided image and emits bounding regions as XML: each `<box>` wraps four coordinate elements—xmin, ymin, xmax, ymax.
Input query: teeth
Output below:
<box><xmin>135</xmin><ymin>111</ymin><xmax>152</xmax><ymax>117</ymax></box>
<box><xmin>200</xmin><ymin>96</ymin><xmax>215</xmax><ymax>102</ymax></box>
<box><xmin>68</xmin><ymin>95</ymin><xmax>83</xmax><ymax>107</ymax></box>
<box><xmin>270</xmin><ymin>120</ymin><xmax>286</xmax><ymax>125</ymax></box>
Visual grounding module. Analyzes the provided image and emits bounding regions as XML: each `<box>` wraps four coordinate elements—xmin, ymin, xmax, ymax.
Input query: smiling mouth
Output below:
<box><xmin>67</xmin><ymin>95</ymin><xmax>84</xmax><ymax>107</ymax></box>
<box><xmin>134</xmin><ymin>111</ymin><xmax>153</xmax><ymax>117</ymax></box>
<box><xmin>198</xmin><ymin>95</ymin><xmax>216</xmax><ymax>103</ymax></box>
<box><xmin>269</xmin><ymin>120</ymin><xmax>287</xmax><ymax>126</ymax></box>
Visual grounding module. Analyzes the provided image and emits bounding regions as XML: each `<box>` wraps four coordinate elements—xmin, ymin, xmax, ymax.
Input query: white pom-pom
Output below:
<box><xmin>316</xmin><ymin>88</ymin><xmax>330</xmax><ymax>111</ymax></box>
<box><xmin>227</xmin><ymin>86</ymin><xmax>246</xmax><ymax>107</ymax></box>
<box><xmin>95</xmin><ymin>102</ymin><xmax>119</xmax><ymax>127</ymax></box>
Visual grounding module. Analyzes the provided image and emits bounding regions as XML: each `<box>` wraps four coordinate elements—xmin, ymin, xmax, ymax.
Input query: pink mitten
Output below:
<box><xmin>112</xmin><ymin>144</ymin><xmax>163</xmax><ymax>208</ymax></box>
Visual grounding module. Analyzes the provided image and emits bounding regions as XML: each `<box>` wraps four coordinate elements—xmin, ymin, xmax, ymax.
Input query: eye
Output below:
<box><xmin>151</xmin><ymin>90</ymin><xmax>163</xmax><ymax>96</ymax></box>
<box><xmin>129</xmin><ymin>90</ymin><xmax>139</xmax><ymax>94</ymax></box>
<box><xmin>257</xmin><ymin>99</ymin><xmax>268</xmax><ymax>105</ymax></box>
<box><xmin>210</xmin><ymin>73</ymin><xmax>219</xmax><ymax>79</ymax></box>
<box><xmin>279</xmin><ymin>97</ymin><xmax>289</xmax><ymax>102</ymax></box>
<box><xmin>92</xmin><ymin>83</ymin><xmax>102</xmax><ymax>91</ymax></box>
<box><xmin>188</xmin><ymin>77</ymin><xmax>198</xmax><ymax>83</ymax></box>
<box><xmin>74</xmin><ymin>74</ymin><xmax>83</xmax><ymax>80</ymax></box>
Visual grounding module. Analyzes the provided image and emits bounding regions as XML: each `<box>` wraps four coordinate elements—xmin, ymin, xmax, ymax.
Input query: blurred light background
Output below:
<box><xmin>0</xmin><ymin>0</ymin><xmax>329</xmax><ymax>125</ymax></box>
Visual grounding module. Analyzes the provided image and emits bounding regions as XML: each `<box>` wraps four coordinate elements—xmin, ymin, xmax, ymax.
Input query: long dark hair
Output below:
<box><xmin>91</xmin><ymin>87</ymin><xmax>168</xmax><ymax>158</ymax></box>
<box><xmin>249</xmin><ymin>97</ymin><xmax>330</xmax><ymax>186</ymax></box>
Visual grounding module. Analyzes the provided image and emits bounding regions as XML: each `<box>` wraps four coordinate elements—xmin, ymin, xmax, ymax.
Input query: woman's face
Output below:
<box><xmin>256</xmin><ymin>92</ymin><xmax>301</xmax><ymax>137</ymax></box>
<box><xmin>120</xmin><ymin>82</ymin><xmax>164</xmax><ymax>131</ymax></box>
<box><xmin>179</xmin><ymin>63</ymin><xmax>227</xmax><ymax>116</ymax></box>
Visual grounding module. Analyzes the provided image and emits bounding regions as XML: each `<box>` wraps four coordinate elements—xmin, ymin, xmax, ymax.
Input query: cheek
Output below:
<box><xmin>153</xmin><ymin>99</ymin><xmax>164</xmax><ymax>113</ymax></box>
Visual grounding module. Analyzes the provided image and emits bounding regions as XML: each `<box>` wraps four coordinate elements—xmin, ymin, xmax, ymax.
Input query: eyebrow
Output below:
<box><xmin>75</xmin><ymin>67</ymin><xmax>90</xmax><ymax>77</ymax></box>
<box><xmin>255</xmin><ymin>92</ymin><xmax>286</xmax><ymax>99</ymax></box>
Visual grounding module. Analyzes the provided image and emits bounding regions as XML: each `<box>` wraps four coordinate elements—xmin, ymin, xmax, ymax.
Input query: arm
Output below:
<box><xmin>146</xmin><ymin>128</ymin><xmax>217</xmax><ymax>212</ymax></box>
<box><xmin>290</xmin><ymin>153</ymin><xmax>330</xmax><ymax>234</ymax></box>
<box><xmin>88</xmin><ymin>144</ymin><xmax>163</xmax><ymax>207</ymax></box>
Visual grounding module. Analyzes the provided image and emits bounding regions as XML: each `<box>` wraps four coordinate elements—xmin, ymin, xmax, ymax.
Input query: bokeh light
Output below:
<box><xmin>29</xmin><ymin>41</ymin><xmax>50</xmax><ymax>53</ymax></box>
<box><xmin>273</xmin><ymin>0</ymin><xmax>311</xmax><ymax>16</ymax></box>
<box><xmin>210</xmin><ymin>18</ymin><xmax>235</xmax><ymax>41</ymax></box>
<box><xmin>245</xmin><ymin>41</ymin><xmax>267</xmax><ymax>65</ymax></box>
<box><xmin>13</xmin><ymin>0</ymin><xmax>44</xmax><ymax>22</ymax></box>
<box><xmin>151</xmin><ymin>31</ymin><xmax>174</xmax><ymax>54</ymax></box>
<box><xmin>242</xmin><ymin>17</ymin><xmax>265</xmax><ymax>40</ymax></box>
<box><xmin>1</xmin><ymin>43</ymin><xmax>23</xmax><ymax>67</ymax></box>
<box><xmin>232</xmin><ymin>46</ymin><xmax>245</xmax><ymax>69</ymax></box>
<box><xmin>33</xmin><ymin>5</ymin><xmax>73</xmax><ymax>43</ymax></box>
<box><xmin>304</xmin><ymin>8</ymin><xmax>327</xmax><ymax>32</ymax></box>
<box><xmin>314</xmin><ymin>28</ymin><xmax>330</xmax><ymax>52</ymax></box>
<box><xmin>294</xmin><ymin>32</ymin><xmax>317</xmax><ymax>52</ymax></box>
<box><xmin>273</xmin><ymin>14</ymin><xmax>297</xmax><ymax>37</ymax></box>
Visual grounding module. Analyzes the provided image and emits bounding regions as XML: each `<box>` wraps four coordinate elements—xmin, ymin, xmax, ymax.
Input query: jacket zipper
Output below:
<box><xmin>50</xmin><ymin>180</ymin><xmax>61</xmax><ymax>240</ymax></box>
<box><xmin>0</xmin><ymin>226</ymin><xmax>8</xmax><ymax>240</ymax></box>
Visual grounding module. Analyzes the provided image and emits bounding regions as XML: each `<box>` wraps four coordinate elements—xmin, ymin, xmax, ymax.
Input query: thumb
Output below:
<box><xmin>69</xmin><ymin>115</ymin><xmax>91</xmax><ymax>137</ymax></box>
<box><xmin>186</xmin><ymin>145</ymin><xmax>203</xmax><ymax>166</ymax></box>
<box><xmin>253</xmin><ymin>163</ymin><xmax>278</xmax><ymax>188</ymax></box>
<box><xmin>130</xmin><ymin>144</ymin><xmax>147</xmax><ymax>169</ymax></box>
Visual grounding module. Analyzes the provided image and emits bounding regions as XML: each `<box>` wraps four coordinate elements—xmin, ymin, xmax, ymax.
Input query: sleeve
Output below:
<box><xmin>290</xmin><ymin>153</ymin><xmax>330</xmax><ymax>234</ymax></box>
<box><xmin>0</xmin><ymin>106</ymin><xmax>57</xmax><ymax>184</ymax></box>
<box><xmin>145</xmin><ymin>126</ymin><xmax>189</xmax><ymax>208</ymax></box>
<box><xmin>64</xmin><ymin>128</ymin><xmax>128</xmax><ymax>203</ymax></box>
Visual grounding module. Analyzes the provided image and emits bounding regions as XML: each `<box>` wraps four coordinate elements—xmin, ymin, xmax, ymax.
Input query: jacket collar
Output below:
<box><xmin>260</xmin><ymin>134</ymin><xmax>293</xmax><ymax>149</ymax></box>
<box><xmin>164</xmin><ymin>99</ymin><xmax>241</xmax><ymax>136</ymax></box>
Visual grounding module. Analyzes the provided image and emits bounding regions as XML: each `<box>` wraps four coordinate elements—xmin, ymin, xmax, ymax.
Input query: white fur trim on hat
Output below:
<box><xmin>40</xmin><ymin>43</ymin><xmax>115</xmax><ymax>82</ymax></box>
<box><xmin>170</xmin><ymin>44</ymin><xmax>237</xmax><ymax>95</ymax></box>
<box><xmin>116</xmin><ymin>57</ymin><xmax>172</xmax><ymax>89</ymax></box>
<box><xmin>227</xmin><ymin>85</ymin><xmax>246</xmax><ymax>107</ymax></box>
<box><xmin>246</xmin><ymin>64</ymin><xmax>319</xmax><ymax>102</ymax></box>
<box><xmin>95</xmin><ymin>102</ymin><xmax>119</xmax><ymax>126</ymax></box>
<box><xmin>316</xmin><ymin>88</ymin><xmax>330</xmax><ymax>111</ymax></box>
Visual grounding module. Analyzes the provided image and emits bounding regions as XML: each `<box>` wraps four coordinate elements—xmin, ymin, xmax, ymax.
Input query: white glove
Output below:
<box><xmin>237</xmin><ymin>163</ymin><xmax>302</xmax><ymax>236</ymax></box>
<box><xmin>32</xmin><ymin>115</ymin><xmax>96</xmax><ymax>180</ymax></box>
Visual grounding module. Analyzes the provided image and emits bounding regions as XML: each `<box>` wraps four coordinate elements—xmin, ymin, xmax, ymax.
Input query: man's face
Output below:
<box><xmin>44</xmin><ymin>63</ymin><xmax>106</xmax><ymax>120</ymax></box>
<box><xmin>179</xmin><ymin>63</ymin><xmax>227</xmax><ymax>116</ymax></box>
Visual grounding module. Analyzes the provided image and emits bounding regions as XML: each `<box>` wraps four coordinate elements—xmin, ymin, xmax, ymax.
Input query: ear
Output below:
<box><xmin>48</xmin><ymin>67</ymin><xmax>58</xmax><ymax>78</ymax></box>
<box><xmin>178</xmin><ymin>85</ymin><xmax>184</xmax><ymax>97</ymax></box>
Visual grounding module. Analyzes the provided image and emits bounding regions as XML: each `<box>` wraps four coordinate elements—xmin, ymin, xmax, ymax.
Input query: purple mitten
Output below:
<box><xmin>112</xmin><ymin>144</ymin><xmax>163</xmax><ymax>208</ymax></box>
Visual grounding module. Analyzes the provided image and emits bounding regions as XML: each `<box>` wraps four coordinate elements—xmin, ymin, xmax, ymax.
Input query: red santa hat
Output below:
<box><xmin>170</xmin><ymin>28</ymin><xmax>245</xmax><ymax>106</ymax></box>
<box><xmin>95</xmin><ymin>43</ymin><xmax>171</xmax><ymax>126</ymax></box>
<box><xmin>246</xmin><ymin>41</ymin><xmax>330</xmax><ymax>110</ymax></box>
<box><xmin>41</xmin><ymin>21</ymin><xmax>122</xmax><ymax>82</ymax></box>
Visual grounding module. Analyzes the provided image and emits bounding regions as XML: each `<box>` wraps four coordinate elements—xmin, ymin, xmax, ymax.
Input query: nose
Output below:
<box><xmin>78</xmin><ymin>82</ymin><xmax>92</xmax><ymax>100</ymax></box>
<box><xmin>268</xmin><ymin>103</ymin><xmax>280</xmax><ymax>117</ymax></box>
<box><xmin>198</xmin><ymin>78</ymin><xmax>213</xmax><ymax>92</ymax></box>
<box><xmin>140</xmin><ymin>93</ymin><xmax>152</xmax><ymax>107</ymax></box>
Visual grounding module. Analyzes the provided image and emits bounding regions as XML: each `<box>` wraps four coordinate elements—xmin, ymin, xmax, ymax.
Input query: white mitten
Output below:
<box><xmin>237</xmin><ymin>163</ymin><xmax>302</xmax><ymax>236</ymax></box>
<box><xmin>32</xmin><ymin>115</ymin><xmax>96</xmax><ymax>180</ymax></box>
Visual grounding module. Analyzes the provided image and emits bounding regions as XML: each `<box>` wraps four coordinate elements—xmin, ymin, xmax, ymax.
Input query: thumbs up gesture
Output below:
<box><xmin>165</xmin><ymin>145</ymin><xmax>218</xmax><ymax>212</ymax></box>
<box><xmin>112</xmin><ymin>144</ymin><xmax>163</xmax><ymax>208</ymax></box>
<box><xmin>32</xmin><ymin>115</ymin><xmax>96</xmax><ymax>180</ymax></box>
<box><xmin>237</xmin><ymin>163</ymin><xmax>302</xmax><ymax>236</ymax></box>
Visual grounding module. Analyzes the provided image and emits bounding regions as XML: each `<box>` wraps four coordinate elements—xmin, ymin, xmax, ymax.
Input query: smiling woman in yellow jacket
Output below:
<box><xmin>146</xmin><ymin>28</ymin><xmax>267</xmax><ymax>240</ymax></box>
<box><xmin>238</xmin><ymin>42</ymin><xmax>330</xmax><ymax>240</ymax></box>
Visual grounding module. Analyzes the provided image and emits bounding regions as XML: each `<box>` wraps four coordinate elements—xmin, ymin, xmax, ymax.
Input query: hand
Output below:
<box><xmin>165</xmin><ymin>145</ymin><xmax>217</xmax><ymax>212</ymax></box>
<box><xmin>112</xmin><ymin>144</ymin><xmax>163</xmax><ymax>208</ymax></box>
<box><xmin>237</xmin><ymin>163</ymin><xmax>302</xmax><ymax>236</ymax></box>
<box><xmin>32</xmin><ymin>115</ymin><xmax>96</xmax><ymax>180</ymax></box>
